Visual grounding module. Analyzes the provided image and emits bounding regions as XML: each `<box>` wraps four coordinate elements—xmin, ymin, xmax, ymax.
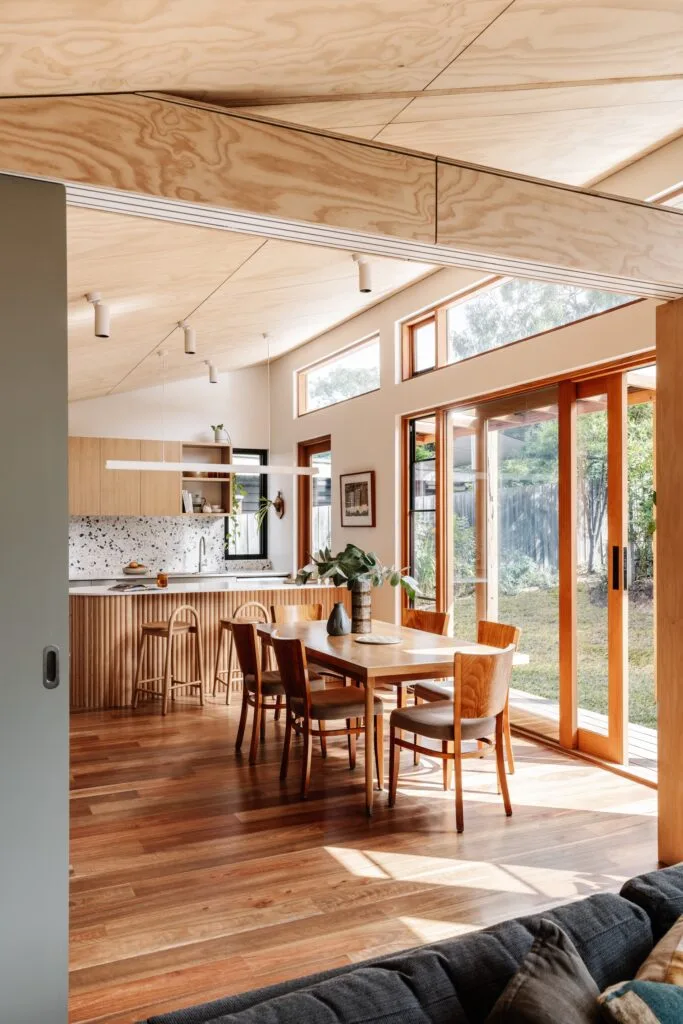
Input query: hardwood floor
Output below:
<box><xmin>70</xmin><ymin>696</ymin><xmax>657</xmax><ymax>1024</ymax></box>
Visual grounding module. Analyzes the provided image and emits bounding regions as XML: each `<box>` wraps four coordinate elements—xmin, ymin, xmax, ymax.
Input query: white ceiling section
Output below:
<box><xmin>8</xmin><ymin>2</ymin><xmax>679</xmax><ymax>398</ymax></box>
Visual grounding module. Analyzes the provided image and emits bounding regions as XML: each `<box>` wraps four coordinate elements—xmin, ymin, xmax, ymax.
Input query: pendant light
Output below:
<box><xmin>105</xmin><ymin>333</ymin><xmax>318</xmax><ymax>476</ymax></box>
<box><xmin>86</xmin><ymin>292</ymin><xmax>111</xmax><ymax>338</ymax></box>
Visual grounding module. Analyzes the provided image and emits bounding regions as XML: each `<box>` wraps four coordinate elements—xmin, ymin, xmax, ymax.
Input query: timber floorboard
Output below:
<box><xmin>69</xmin><ymin>697</ymin><xmax>657</xmax><ymax>1024</ymax></box>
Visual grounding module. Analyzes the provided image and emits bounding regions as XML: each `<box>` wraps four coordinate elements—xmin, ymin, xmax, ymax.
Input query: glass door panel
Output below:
<box><xmin>449</xmin><ymin>407</ymin><xmax>478</xmax><ymax>640</ymax></box>
<box><xmin>408</xmin><ymin>417</ymin><xmax>437</xmax><ymax>609</ymax></box>
<box><xmin>626</xmin><ymin>365</ymin><xmax>657</xmax><ymax>775</ymax></box>
<box><xmin>311</xmin><ymin>449</ymin><xmax>332</xmax><ymax>554</ymax></box>
<box><xmin>574</xmin><ymin>375</ymin><xmax>627</xmax><ymax>763</ymax></box>
<box><xmin>575</xmin><ymin>391</ymin><xmax>610</xmax><ymax>736</ymax></box>
<box><xmin>486</xmin><ymin>391</ymin><xmax>560</xmax><ymax>740</ymax></box>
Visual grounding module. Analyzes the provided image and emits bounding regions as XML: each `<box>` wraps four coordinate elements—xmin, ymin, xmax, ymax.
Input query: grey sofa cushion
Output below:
<box><xmin>143</xmin><ymin>891</ymin><xmax>652</xmax><ymax>1024</ymax></box>
<box><xmin>621</xmin><ymin>863</ymin><xmax>683</xmax><ymax>941</ymax></box>
<box><xmin>485</xmin><ymin>920</ymin><xmax>600</xmax><ymax>1024</ymax></box>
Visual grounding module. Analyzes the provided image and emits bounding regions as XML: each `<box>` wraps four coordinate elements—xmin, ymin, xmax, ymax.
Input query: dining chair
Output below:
<box><xmin>213</xmin><ymin>600</ymin><xmax>271</xmax><ymax>705</ymax></box>
<box><xmin>271</xmin><ymin>634</ymin><xmax>385</xmax><ymax>800</ymax></box>
<box><xmin>414</xmin><ymin>620</ymin><xmax>521</xmax><ymax>775</ymax></box>
<box><xmin>396</xmin><ymin>608</ymin><xmax>449</xmax><ymax>708</ymax></box>
<box><xmin>389</xmin><ymin>645</ymin><xmax>515</xmax><ymax>832</ymax></box>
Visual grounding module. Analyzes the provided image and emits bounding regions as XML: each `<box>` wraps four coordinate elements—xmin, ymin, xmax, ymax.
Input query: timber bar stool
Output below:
<box><xmin>389</xmin><ymin>645</ymin><xmax>515</xmax><ymax>833</ymax></box>
<box><xmin>414</xmin><ymin>620</ymin><xmax>521</xmax><ymax>775</ymax></box>
<box><xmin>272</xmin><ymin>634</ymin><xmax>385</xmax><ymax>800</ymax></box>
<box><xmin>132</xmin><ymin>605</ymin><xmax>205</xmax><ymax>715</ymax></box>
<box><xmin>213</xmin><ymin>601</ymin><xmax>270</xmax><ymax>705</ymax></box>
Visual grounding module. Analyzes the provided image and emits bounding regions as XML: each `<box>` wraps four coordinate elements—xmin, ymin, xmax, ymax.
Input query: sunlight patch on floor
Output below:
<box><xmin>399</xmin><ymin>917</ymin><xmax>477</xmax><ymax>944</ymax></box>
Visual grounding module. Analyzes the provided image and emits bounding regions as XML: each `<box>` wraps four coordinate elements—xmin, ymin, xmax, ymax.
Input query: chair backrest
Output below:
<box><xmin>232</xmin><ymin>601</ymin><xmax>270</xmax><ymax>623</ymax></box>
<box><xmin>230</xmin><ymin>620</ymin><xmax>260</xmax><ymax>681</ymax></box>
<box><xmin>271</xmin><ymin>635</ymin><xmax>311</xmax><ymax>710</ymax></box>
<box><xmin>477</xmin><ymin>619</ymin><xmax>521</xmax><ymax>650</ymax></box>
<box><xmin>271</xmin><ymin>603</ymin><xmax>323</xmax><ymax>625</ymax></box>
<box><xmin>402</xmin><ymin>608</ymin><xmax>449</xmax><ymax>636</ymax></box>
<box><xmin>455</xmin><ymin>645</ymin><xmax>515</xmax><ymax>721</ymax></box>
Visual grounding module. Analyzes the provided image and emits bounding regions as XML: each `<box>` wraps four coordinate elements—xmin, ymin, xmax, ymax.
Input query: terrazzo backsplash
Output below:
<box><xmin>69</xmin><ymin>517</ymin><xmax>270</xmax><ymax>579</ymax></box>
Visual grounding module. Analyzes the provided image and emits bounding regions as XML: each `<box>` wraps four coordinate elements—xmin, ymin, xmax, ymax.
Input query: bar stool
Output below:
<box><xmin>213</xmin><ymin>601</ymin><xmax>270</xmax><ymax>705</ymax></box>
<box><xmin>132</xmin><ymin>605</ymin><xmax>205</xmax><ymax>715</ymax></box>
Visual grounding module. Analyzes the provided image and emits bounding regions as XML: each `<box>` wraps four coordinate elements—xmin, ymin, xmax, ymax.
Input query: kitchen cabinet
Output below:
<box><xmin>68</xmin><ymin>436</ymin><xmax>101</xmax><ymax>515</ymax></box>
<box><xmin>68</xmin><ymin>436</ymin><xmax>232</xmax><ymax>516</ymax></box>
<box><xmin>100</xmin><ymin>438</ymin><xmax>141</xmax><ymax>515</ymax></box>
<box><xmin>140</xmin><ymin>440</ymin><xmax>182</xmax><ymax>515</ymax></box>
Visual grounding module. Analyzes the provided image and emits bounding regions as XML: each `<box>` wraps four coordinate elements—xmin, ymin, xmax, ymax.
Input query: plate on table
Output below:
<box><xmin>355</xmin><ymin>635</ymin><xmax>402</xmax><ymax>645</ymax></box>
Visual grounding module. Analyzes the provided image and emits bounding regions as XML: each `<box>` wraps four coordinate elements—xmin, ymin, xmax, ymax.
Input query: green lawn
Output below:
<box><xmin>453</xmin><ymin>584</ymin><xmax>657</xmax><ymax>729</ymax></box>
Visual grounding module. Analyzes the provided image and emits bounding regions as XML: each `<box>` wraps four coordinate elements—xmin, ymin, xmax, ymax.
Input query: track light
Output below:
<box><xmin>179</xmin><ymin>320</ymin><xmax>196</xmax><ymax>355</ymax></box>
<box><xmin>352</xmin><ymin>253</ymin><xmax>371</xmax><ymax>294</ymax></box>
<box><xmin>204</xmin><ymin>360</ymin><xmax>218</xmax><ymax>384</ymax></box>
<box><xmin>85</xmin><ymin>292</ymin><xmax>110</xmax><ymax>338</ymax></box>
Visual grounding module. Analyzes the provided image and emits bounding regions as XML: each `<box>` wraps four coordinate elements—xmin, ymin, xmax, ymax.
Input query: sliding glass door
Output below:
<box><xmin>405</xmin><ymin>357</ymin><xmax>657</xmax><ymax>771</ymax></box>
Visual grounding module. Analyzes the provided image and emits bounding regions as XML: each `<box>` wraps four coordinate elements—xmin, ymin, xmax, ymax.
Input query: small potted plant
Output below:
<box><xmin>296</xmin><ymin>544</ymin><xmax>417</xmax><ymax>634</ymax></box>
<box><xmin>211</xmin><ymin>423</ymin><xmax>231</xmax><ymax>443</ymax></box>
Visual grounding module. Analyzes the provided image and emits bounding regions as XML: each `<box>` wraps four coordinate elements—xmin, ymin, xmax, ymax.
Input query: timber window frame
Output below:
<box><xmin>297</xmin><ymin>335</ymin><xmax>381</xmax><ymax>416</ymax></box>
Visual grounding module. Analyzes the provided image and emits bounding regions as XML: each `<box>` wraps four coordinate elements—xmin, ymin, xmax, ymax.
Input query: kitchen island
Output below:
<box><xmin>69</xmin><ymin>579</ymin><xmax>349</xmax><ymax>709</ymax></box>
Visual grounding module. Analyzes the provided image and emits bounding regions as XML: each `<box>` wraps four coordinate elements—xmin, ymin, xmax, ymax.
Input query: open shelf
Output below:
<box><xmin>181</xmin><ymin>441</ymin><xmax>232</xmax><ymax>516</ymax></box>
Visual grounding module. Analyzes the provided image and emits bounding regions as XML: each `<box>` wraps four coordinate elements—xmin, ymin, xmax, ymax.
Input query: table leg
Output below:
<box><xmin>365</xmin><ymin>677</ymin><xmax>374</xmax><ymax>816</ymax></box>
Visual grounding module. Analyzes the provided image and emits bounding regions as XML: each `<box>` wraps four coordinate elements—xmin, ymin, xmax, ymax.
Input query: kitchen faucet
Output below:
<box><xmin>198</xmin><ymin>535</ymin><xmax>207</xmax><ymax>573</ymax></box>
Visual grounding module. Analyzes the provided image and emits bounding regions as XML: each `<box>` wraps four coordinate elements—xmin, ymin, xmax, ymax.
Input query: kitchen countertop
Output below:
<box><xmin>68</xmin><ymin>569</ymin><xmax>288</xmax><ymax>584</ymax></box>
<box><xmin>69</xmin><ymin>578</ymin><xmax>337</xmax><ymax>596</ymax></box>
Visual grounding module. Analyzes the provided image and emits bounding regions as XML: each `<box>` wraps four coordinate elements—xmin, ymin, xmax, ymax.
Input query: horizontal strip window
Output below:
<box><xmin>401</xmin><ymin>278</ymin><xmax>636</xmax><ymax>381</ymax></box>
<box><xmin>298</xmin><ymin>335</ymin><xmax>380</xmax><ymax>415</ymax></box>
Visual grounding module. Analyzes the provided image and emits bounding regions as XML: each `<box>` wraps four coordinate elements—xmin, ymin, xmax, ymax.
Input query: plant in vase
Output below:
<box><xmin>296</xmin><ymin>544</ymin><xmax>417</xmax><ymax>634</ymax></box>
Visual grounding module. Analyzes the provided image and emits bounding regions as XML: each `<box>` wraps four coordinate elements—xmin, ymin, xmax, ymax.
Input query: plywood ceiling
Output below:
<box><xmin>2</xmin><ymin>1</ymin><xmax>681</xmax><ymax>185</ymax></box>
<box><xmin>11</xmin><ymin>2</ymin><xmax>682</xmax><ymax>400</ymax></box>
<box><xmin>67</xmin><ymin>208</ymin><xmax>435</xmax><ymax>401</ymax></box>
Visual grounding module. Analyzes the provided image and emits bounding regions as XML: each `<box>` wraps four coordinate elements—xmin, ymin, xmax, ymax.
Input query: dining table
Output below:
<box><xmin>257</xmin><ymin>617</ymin><xmax>505</xmax><ymax>816</ymax></box>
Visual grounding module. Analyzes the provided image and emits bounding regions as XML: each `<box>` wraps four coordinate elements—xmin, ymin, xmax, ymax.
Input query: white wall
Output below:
<box><xmin>268</xmin><ymin>264</ymin><xmax>658</xmax><ymax>619</ymax></box>
<box><xmin>68</xmin><ymin>364</ymin><xmax>269</xmax><ymax>447</ymax></box>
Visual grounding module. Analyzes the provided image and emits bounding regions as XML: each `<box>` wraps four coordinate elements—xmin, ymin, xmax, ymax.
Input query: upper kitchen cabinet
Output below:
<box><xmin>140</xmin><ymin>440</ymin><xmax>182</xmax><ymax>516</ymax></box>
<box><xmin>100</xmin><ymin>438</ymin><xmax>141</xmax><ymax>515</ymax></box>
<box><xmin>68</xmin><ymin>436</ymin><xmax>101</xmax><ymax>515</ymax></box>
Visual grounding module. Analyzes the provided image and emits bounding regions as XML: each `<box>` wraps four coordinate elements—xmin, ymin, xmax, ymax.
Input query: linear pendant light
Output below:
<box><xmin>104</xmin><ymin>335</ymin><xmax>319</xmax><ymax>475</ymax></box>
<box><xmin>105</xmin><ymin>459</ymin><xmax>318</xmax><ymax>476</ymax></box>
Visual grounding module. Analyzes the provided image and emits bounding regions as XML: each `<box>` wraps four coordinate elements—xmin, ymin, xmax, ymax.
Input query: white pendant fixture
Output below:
<box><xmin>105</xmin><ymin>334</ymin><xmax>319</xmax><ymax>475</ymax></box>
<box><xmin>86</xmin><ymin>291</ymin><xmax>111</xmax><ymax>337</ymax></box>
<box><xmin>179</xmin><ymin>320</ymin><xmax>196</xmax><ymax>355</ymax></box>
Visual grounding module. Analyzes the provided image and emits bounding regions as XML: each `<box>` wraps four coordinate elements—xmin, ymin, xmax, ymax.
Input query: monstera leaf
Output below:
<box><xmin>296</xmin><ymin>543</ymin><xmax>417</xmax><ymax>599</ymax></box>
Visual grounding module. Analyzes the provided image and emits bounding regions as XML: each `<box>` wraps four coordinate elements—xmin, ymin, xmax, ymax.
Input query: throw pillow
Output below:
<box><xmin>637</xmin><ymin>914</ymin><xmax>683</xmax><ymax>985</ymax></box>
<box><xmin>486</xmin><ymin>918</ymin><xmax>600</xmax><ymax>1023</ymax></box>
<box><xmin>599</xmin><ymin>979</ymin><xmax>683</xmax><ymax>1022</ymax></box>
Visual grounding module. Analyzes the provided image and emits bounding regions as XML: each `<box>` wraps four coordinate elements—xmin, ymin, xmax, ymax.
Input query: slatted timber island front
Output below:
<box><xmin>69</xmin><ymin>581</ymin><xmax>349</xmax><ymax>709</ymax></box>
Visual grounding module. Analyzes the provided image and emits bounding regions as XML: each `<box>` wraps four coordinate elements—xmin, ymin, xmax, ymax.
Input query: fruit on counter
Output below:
<box><xmin>127</xmin><ymin>561</ymin><xmax>147</xmax><ymax>569</ymax></box>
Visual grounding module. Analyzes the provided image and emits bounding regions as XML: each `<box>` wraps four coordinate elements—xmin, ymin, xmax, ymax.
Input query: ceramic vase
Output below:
<box><xmin>326</xmin><ymin>601</ymin><xmax>351</xmax><ymax>636</ymax></box>
<box><xmin>351</xmin><ymin>578</ymin><xmax>372</xmax><ymax>634</ymax></box>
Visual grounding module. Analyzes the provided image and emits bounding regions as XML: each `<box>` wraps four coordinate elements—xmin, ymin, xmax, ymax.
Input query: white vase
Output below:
<box><xmin>213</xmin><ymin>428</ymin><xmax>230</xmax><ymax>443</ymax></box>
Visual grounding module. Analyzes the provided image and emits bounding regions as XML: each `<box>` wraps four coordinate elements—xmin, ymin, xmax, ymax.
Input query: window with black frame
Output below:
<box><xmin>408</xmin><ymin>417</ymin><xmax>437</xmax><ymax>608</ymax></box>
<box><xmin>225</xmin><ymin>449</ymin><xmax>268</xmax><ymax>560</ymax></box>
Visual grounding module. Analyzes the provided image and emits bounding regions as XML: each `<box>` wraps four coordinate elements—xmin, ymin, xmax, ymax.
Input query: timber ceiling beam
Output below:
<box><xmin>0</xmin><ymin>92</ymin><xmax>681</xmax><ymax>299</ymax></box>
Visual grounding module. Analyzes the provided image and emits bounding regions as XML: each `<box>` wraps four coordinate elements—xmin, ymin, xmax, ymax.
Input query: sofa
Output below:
<box><xmin>139</xmin><ymin>864</ymin><xmax>683</xmax><ymax>1024</ymax></box>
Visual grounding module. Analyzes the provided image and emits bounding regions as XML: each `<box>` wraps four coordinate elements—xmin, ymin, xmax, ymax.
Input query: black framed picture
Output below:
<box><xmin>340</xmin><ymin>471</ymin><xmax>376</xmax><ymax>527</ymax></box>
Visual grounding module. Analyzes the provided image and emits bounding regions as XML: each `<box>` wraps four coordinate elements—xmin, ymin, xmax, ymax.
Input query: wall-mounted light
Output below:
<box><xmin>352</xmin><ymin>253</ymin><xmax>371</xmax><ymax>294</ymax></box>
<box><xmin>204</xmin><ymin>360</ymin><xmax>218</xmax><ymax>384</ymax></box>
<box><xmin>179</xmin><ymin>320</ymin><xmax>196</xmax><ymax>355</ymax></box>
<box><xmin>85</xmin><ymin>292</ymin><xmax>110</xmax><ymax>338</ymax></box>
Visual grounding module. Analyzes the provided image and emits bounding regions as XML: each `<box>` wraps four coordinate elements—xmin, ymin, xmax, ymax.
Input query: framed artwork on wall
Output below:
<box><xmin>340</xmin><ymin>470</ymin><xmax>376</xmax><ymax>528</ymax></box>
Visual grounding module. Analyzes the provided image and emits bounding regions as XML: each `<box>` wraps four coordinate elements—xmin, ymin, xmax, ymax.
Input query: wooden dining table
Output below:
<box><xmin>257</xmin><ymin>617</ymin><xmax>502</xmax><ymax>815</ymax></box>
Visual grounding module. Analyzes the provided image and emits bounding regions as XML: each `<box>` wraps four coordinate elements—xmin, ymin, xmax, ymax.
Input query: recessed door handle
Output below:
<box><xmin>43</xmin><ymin>645</ymin><xmax>60</xmax><ymax>690</ymax></box>
<box><xmin>611</xmin><ymin>546</ymin><xmax>620</xmax><ymax>590</ymax></box>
